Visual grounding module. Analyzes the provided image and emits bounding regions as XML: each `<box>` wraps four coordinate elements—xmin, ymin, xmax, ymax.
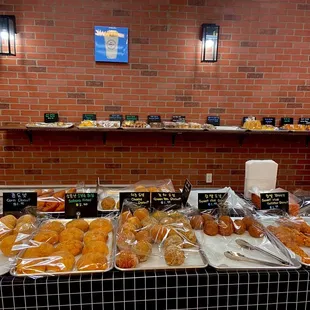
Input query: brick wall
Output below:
<box><xmin>1</xmin><ymin>0</ymin><xmax>310</xmax><ymax>190</ymax></box>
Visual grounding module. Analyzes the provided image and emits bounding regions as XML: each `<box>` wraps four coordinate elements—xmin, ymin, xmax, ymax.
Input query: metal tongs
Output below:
<box><xmin>235</xmin><ymin>239</ymin><xmax>292</xmax><ymax>266</ymax></box>
<box><xmin>224</xmin><ymin>251</ymin><xmax>287</xmax><ymax>267</ymax></box>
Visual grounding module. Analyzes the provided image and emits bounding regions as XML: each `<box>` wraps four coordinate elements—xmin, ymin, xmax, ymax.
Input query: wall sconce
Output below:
<box><xmin>201</xmin><ymin>24</ymin><xmax>219</xmax><ymax>62</ymax></box>
<box><xmin>0</xmin><ymin>15</ymin><xmax>17</xmax><ymax>56</ymax></box>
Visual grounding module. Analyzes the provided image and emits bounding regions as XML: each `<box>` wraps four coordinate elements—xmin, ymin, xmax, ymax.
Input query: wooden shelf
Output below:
<box><xmin>0</xmin><ymin>124</ymin><xmax>309</xmax><ymax>146</ymax></box>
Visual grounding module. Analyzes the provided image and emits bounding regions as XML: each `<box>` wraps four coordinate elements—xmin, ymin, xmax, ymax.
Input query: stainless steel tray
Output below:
<box><xmin>26</xmin><ymin>123</ymin><xmax>74</xmax><ymax>129</ymax></box>
<box><xmin>11</xmin><ymin>218</ymin><xmax>116</xmax><ymax>276</ymax></box>
<box><xmin>196</xmin><ymin>217</ymin><xmax>301</xmax><ymax>271</ymax></box>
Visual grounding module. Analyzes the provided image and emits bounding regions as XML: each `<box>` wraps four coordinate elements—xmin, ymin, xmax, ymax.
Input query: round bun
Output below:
<box><xmin>0</xmin><ymin>234</ymin><xmax>20</xmax><ymax>257</ymax></box>
<box><xmin>16</xmin><ymin>258</ymin><xmax>46</xmax><ymax>274</ymax></box>
<box><xmin>89</xmin><ymin>218</ymin><xmax>113</xmax><ymax>234</ymax></box>
<box><xmin>40</xmin><ymin>221</ymin><xmax>65</xmax><ymax>234</ymax></box>
<box><xmin>77</xmin><ymin>253</ymin><xmax>108</xmax><ymax>271</ymax></box>
<box><xmin>152</xmin><ymin>211</ymin><xmax>167</xmax><ymax>222</ymax></box>
<box><xmin>203</xmin><ymin>220</ymin><xmax>218</xmax><ymax>236</ymax></box>
<box><xmin>82</xmin><ymin>240</ymin><xmax>109</xmax><ymax>256</ymax></box>
<box><xmin>46</xmin><ymin>251</ymin><xmax>75</xmax><ymax>272</ymax></box>
<box><xmin>150</xmin><ymin>224</ymin><xmax>168</xmax><ymax>243</ymax></box>
<box><xmin>248</xmin><ymin>225</ymin><xmax>264</xmax><ymax>238</ymax></box>
<box><xmin>55</xmin><ymin>239</ymin><xmax>83</xmax><ymax>256</ymax></box>
<box><xmin>115</xmin><ymin>250</ymin><xmax>139</xmax><ymax>269</ymax></box>
<box><xmin>101</xmin><ymin>197</ymin><xmax>116</xmax><ymax>210</ymax></box>
<box><xmin>33</xmin><ymin>230</ymin><xmax>59</xmax><ymax>245</ymax></box>
<box><xmin>132</xmin><ymin>240</ymin><xmax>152</xmax><ymax>262</ymax></box>
<box><xmin>120</xmin><ymin>211</ymin><xmax>132</xmax><ymax>224</ymax></box>
<box><xmin>84</xmin><ymin>229</ymin><xmax>108</xmax><ymax>244</ymax></box>
<box><xmin>59</xmin><ymin>227</ymin><xmax>84</xmax><ymax>242</ymax></box>
<box><xmin>164</xmin><ymin>245</ymin><xmax>185</xmax><ymax>266</ymax></box>
<box><xmin>163</xmin><ymin>235</ymin><xmax>183</xmax><ymax>249</ymax></box>
<box><xmin>0</xmin><ymin>215</ymin><xmax>17</xmax><ymax>230</ymax></box>
<box><xmin>218</xmin><ymin>216</ymin><xmax>234</xmax><ymax>236</ymax></box>
<box><xmin>16</xmin><ymin>214</ymin><xmax>36</xmax><ymax>225</ymax></box>
<box><xmin>135</xmin><ymin>230</ymin><xmax>152</xmax><ymax>243</ymax></box>
<box><xmin>134</xmin><ymin>186</ymin><xmax>148</xmax><ymax>192</ymax></box>
<box><xmin>233</xmin><ymin>219</ymin><xmax>246</xmax><ymax>235</ymax></box>
<box><xmin>133</xmin><ymin>208</ymin><xmax>149</xmax><ymax>221</ymax></box>
<box><xmin>66</xmin><ymin>219</ymin><xmax>89</xmax><ymax>232</ymax></box>
<box><xmin>126</xmin><ymin>217</ymin><xmax>142</xmax><ymax>229</ymax></box>
<box><xmin>190</xmin><ymin>215</ymin><xmax>204</xmax><ymax>230</ymax></box>
<box><xmin>116</xmin><ymin>231</ymin><xmax>135</xmax><ymax>251</ymax></box>
<box><xmin>23</xmin><ymin>242</ymin><xmax>54</xmax><ymax>258</ymax></box>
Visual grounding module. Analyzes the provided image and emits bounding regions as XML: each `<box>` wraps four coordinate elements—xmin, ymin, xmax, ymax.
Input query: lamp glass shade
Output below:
<box><xmin>201</xmin><ymin>24</ymin><xmax>219</xmax><ymax>62</ymax></box>
<box><xmin>0</xmin><ymin>15</ymin><xmax>16</xmax><ymax>56</ymax></box>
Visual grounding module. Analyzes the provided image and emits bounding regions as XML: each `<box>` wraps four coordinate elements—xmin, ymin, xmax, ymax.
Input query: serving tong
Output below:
<box><xmin>224</xmin><ymin>239</ymin><xmax>292</xmax><ymax>267</ymax></box>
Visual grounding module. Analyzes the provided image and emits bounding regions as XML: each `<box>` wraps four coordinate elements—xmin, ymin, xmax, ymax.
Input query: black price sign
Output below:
<box><xmin>44</xmin><ymin>113</ymin><xmax>59</xmax><ymax>123</ymax></box>
<box><xmin>151</xmin><ymin>192</ymin><xmax>182</xmax><ymax>210</ymax></box>
<box><xmin>3</xmin><ymin>192</ymin><xmax>37</xmax><ymax>212</ymax></box>
<box><xmin>280</xmin><ymin>117</ymin><xmax>293</xmax><ymax>126</ymax></box>
<box><xmin>198</xmin><ymin>193</ymin><xmax>225</xmax><ymax>210</ymax></box>
<box><xmin>207</xmin><ymin>116</ymin><xmax>220</xmax><ymax>126</ymax></box>
<box><xmin>298</xmin><ymin>118</ymin><xmax>310</xmax><ymax>125</ymax></box>
<box><xmin>125</xmin><ymin>115</ymin><xmax>139</xmax><ymax>122</ymax></box>
<box><xmin>181</xmin><ymin>179</ymin><xmax>192</xmax><ymax>206</ymax></box>
<box><xmin>260</xmin><ymin>192</ymin><xmax>289</xmax><ymax>212</ymax></box>
<box><xmin>262</xmin><ymin>117</ymin><xmax>275</xmax><ymax>126</ymax></box>
<box><xmin>119</xmin><ymin>192</ymin><xmax>150</xmax><ymax>211</ymax></box>
<box><xmin>83</xmin><ymin>114</ymin><xmax>96</xmax><ymax>121</ymax></box>
<box><xmin>109</xmin><ymin>114</ymin><xmax>123</xmax><ymax>122</ymax></box>
<box><xmin>147</xmin><ymin>115</ymin><xmax>161</xmax><ymax>123</ymax></box>
<box><xmin>65</xmin><ymin>193</ymin><xmax>97</xmax><ymax>218</ymax></box>
<box><xmin>171</xmin><ymin>115</ymin><xmax>186</xmax><ymax>123</ymax></box>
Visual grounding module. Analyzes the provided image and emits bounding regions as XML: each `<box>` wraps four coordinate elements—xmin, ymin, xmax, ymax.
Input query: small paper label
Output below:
<box><xmin>151</xmin><ymin>192</ymin><xmax>182</xmax><ymax>210</ymax></box>
<box><xmin>3</xmin><ymin>192</ymin><xmax>37</xmax><ymax>212</ymax></box>
<box><xmin>44</xmin><ymin>113</ymin><xmax>59</xmax><ymax>123</ymax></box>
<box><xmin>83</xmin><ymin>114</ymin><xmax>96</xmax><ymax>121</ymax></box>
<box><xmin>260</xmin><ymin>192</ymin><xmax>289</xmax><ymax>212</ymax></box>
<box><xmin>198</xmin><ymin>193</ymin><xmax>225</xmax><ymax>210</ymax></box>
<box><xmin>119</xmin><ymin>192</ymin><xmax>150</xmax><ymax>211</ymax></box>
<box><xmin>65</xmin><ymin>193</ymin><xmax>97</xmax><ymax>218</ymax></box>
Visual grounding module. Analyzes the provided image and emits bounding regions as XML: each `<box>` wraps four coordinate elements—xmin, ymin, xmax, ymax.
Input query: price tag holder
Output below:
<box><xmin>147</xmin><ymin>115</ymin><xmax>161</xmax><ymax>123</ymax></box>
<box><xmin>44</xmin><ymin>113</ymin><xmax>59</xmax><ymax>123</ymax></box>
<box><xmin>119</xmin><ymin>192</ymin><xmax>150</xmax><ymax>211</ymax></box>
<box><xmin>198</xmin><ymin>193</ymin><xmax>225</xmax><ymax>210</ymax></box>
<box><xmin>207</xmin><ymin>116</ymin><xmax>220</xmax><ymax>126</ymax></box>
<box><xmin>260</xmin><ymin>192</ymin><xmax>289</xmax><ymax>212</ymax></box>
<box><xmin>298</xmin><ymin>118</ymin><xmax>310</xmax><ymax>125</ymax></box>
<box><xmin>262</xmin><ymin>117</ymin><xmax>275</xmax><ymax>126</ymax></box>
<box><xmin>280</xmin><ymin>117</ymin><xmax>294</xmax><ymax>126</ymax></box>
<box><xmin>109</xmin><ymin>114</ymin><xmax>123</xmax><ymax>122</ymax></box>
<box><xmin>171</xmin><ymin>115</ymin><xmax>186</xmax><ymax>123</ymax></box>
<box><xmin>65</xmin><ymin>193</ymin><xmax>98</xmax><ymax>218</ymax></box>
<box><xmin>82</xmin><ymin>114</ymin><xmax>96</xmax><ymax>121</ymax></box>
<box><xmin>3</xmin><ymin>192</ymin><xmax>37</xmax><ymax>213</ymax></box>
<box><xmin>151</xmin><ymin>192</ymin><xmax>182</xmax><ymax>210</ymax></box>
<box><xmin>181</xmin><ymin>179</ymin><xmax>192</xmax><ymax>206</ymax></box>
<box><xmin>125</xmin><ymin>115</ymin><xmax>139</xmax><ymax>122</ymax></box>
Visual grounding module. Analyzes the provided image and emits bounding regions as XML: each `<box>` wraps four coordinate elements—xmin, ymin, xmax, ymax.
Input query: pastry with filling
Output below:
<box><xmin>77</xmin><ymin>252</ymin><xmax>108</xmax><ymax>271</ymax></box>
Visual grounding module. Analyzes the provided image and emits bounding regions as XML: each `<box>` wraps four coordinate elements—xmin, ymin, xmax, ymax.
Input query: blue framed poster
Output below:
<box><xmin>94</xmin><ymin>26</ymin><xmax>128</xmax><ymax>63</ymax></box>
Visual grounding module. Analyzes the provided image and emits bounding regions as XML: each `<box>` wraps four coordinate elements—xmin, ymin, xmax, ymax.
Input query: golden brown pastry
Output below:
<box><xmin>116</xmin><ymin>231</ymin><xmax>136</xmax><ymax>251</ymax></box>
<box><xmin>16</xmin><ymin>258</ymin><xmax>46</xmax><ymax>274</ymax></box>
<box><xmin>179</xmin><ymin>229</ymin><xmax>197</xmax><ymax>248</ymax></box>
<box><xmin>164</xmin><ymin>245</ymin><xmax>185</xmax><ymax>266</ymax></box>
<box><xmin>53</xmin><ymin>190</ymin><xmax>66</xmax><ymax>199</ymax></box>
<box><xmin>218</xmin><ymin>216</ymin><xmax>234</xmax><ymax>236</ymax></box>
<box><xmin>101</xmin><ymin>197</ymin><xmax>116</xmax><ymax>210</ymax></box>
<box><xmin>203</xmin><ymin>220</ymin><xmax>218</xmax><ymax>236</ymax></box>
<box><xmin>135</xmin><ymin>186</ymin><xmax>148</xmax><ymax>192</ymax></box>
<box><xmin>141</xmin><ymin>216</ymin><xmax>158</xmax><ymax>228</ymax></box>
<box><xmin>126</xmin><ymin>216</ymin><xmax>142</xmax><ymax>229</ymax></box>
<box><xmin>152</xmin><ymin>211</ymin><xmax>167</xmax><ymax>221</ymax></box>
<box><xmin>242</xmin><ymin>216</ymin><xmax>255</xmax><ymax>230</ymax></box>
<box><xmin>190</xmin><ymin>215</ymin><xmax>204</xmax><ymax>230</ymax></box>
<box><xmin>0</xmin><ymin>234</ymin><xmax>21</xmax><ymax>256</ymax></box>
<box><xmin>160</xmin><ymin>217</ymin><xmax>174</xmax><ymax>225</ymax></box>
<box><xmin>148</xmin><ymin>186</ymin><xmax>159</xmax><ymax>192</ymax></box>
<box><xmin>55</xmin><ymin>202</ymin><xmax>65</xmax><ymax>212</ymax></box>
<box><xmin>33</xmin><ymin>230</ymin><xmax>59</xmax><ymax>245</ymax></box>
<box><xmin>76</xmin><ymin>253</ymin><xmax>108</xmax><ymax>271</ymax></box>
<box><xmin>135</xmin><ymin>230</ymin><xmax>152</xmax><ymax>243</ymax></box>
<box><xmin>16</xmin><ymin>214</ymin><xmax>36</xmax><ymax>225</ymax></box>
<box><xmin>133</xmin><ymin>208</ymin><xmax>149</xmax><ymax>221</ymax></box>
<box><xmin>40</xmin><ymin>221</ymin><xmax>65</xmax><ymax>234</ymax></box>
<box><xmin>42</xmin><ymin>202</ymin><xmax>59</xmax><ymax>212</ymax></box>
<box><xmin>248</xmin><ymin>225</ymin><xmax>264</xmax><ymax>238</ymax></box>
<box><xmin>132</xmin><ymin>240</ymin><xmax>152</xmax><ymax>262</ymax></box>
<box><xmin>84</xmin><ymin>229</ymin><xmax>108</xmax><ymax>244</ymax></box>
<box><xmin>115</xmin><ymin>250</ymin><xmax>139</xmax><ymax>269</ymax></box>
<box><xmin>82</xmin><ymin>240</ymin><xmax>109</xmax><ymax>256</ymax></box>
<box><xmin>120</xmin><ymin>211</ymin><xmax>132</xmax><ymax>224</ymax></box>
<box><xmin>0</xmin><ymin>215</ymin><xmax>17</xmax><ymax>230</ymax></box>
<box><xmin>55</xmin><ymin>239</ymin><xmax>83</xmax><ymax>256</ymax></box>
<box><xmin>233</xmin><ymin>219</ymin><xmax>246</xmax><ymax>235</ymax></box>
<box><xmin>23</xmin><ymin>242</ymin><xmax>54</xmax><ymax>258</ymax></box>
<box><xmin>119</xmin><ymin>222</ymin><xmax>137</xmax><ymax>235</ymax></box>
<box><xmin>66</xmin><ymin>219</ymin><xmax>89</xmax><ymax>232</ymax></box>
<box><xmin>89</xmin><ymin>218</ymin><xmax>113</xmax><ymax>234</ymax></box>
<box><xmin>46</xmin><ymin>251</ymin><xmax>75</xmax><ymax>272</ymax></box>
<box><xmin>163</xmin><ymin>235</ymin><xmax>183</xmax><ymax>249</ymax></box>
<box><xmin>59</xmin><ymin>227</ymin><xmax>84</xmax><ymax>243</ymax></box>
<box><xmin>150</xmin><ymin>224</ymin><xmax>169</xmax><ymax>243</ymax></box>
<box><xmin>13</xmin><ymin>222</ymin><xmax>35</xmax><ymax>235</ymax></box>
<box><xmin>202</xmin><ymin>214</ymin><xmax>214</xmax><ymax>223</ymax></box>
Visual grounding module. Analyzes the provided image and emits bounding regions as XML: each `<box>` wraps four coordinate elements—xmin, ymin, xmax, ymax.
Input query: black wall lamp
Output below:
<box><xmin>201</xmin><ymin>24</ymin><xmax>219</xmax><ymax>62</ymax></box>
<box><xmin>0</xmin><ymin>15</ymin><xmax>17</xmax><ymax>56</ymax></box>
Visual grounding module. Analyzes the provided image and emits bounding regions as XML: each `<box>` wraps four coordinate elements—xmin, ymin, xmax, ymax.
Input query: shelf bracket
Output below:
<box><xmin>172</xmin><ymin>133</ymin><xmax>177</xmax><ymax>146</ymax></box>
<box><xmin>306</xmin><ymin>136</ymin><xmax>309</xmax><ymax>147</ymax></box>
<box><xmin>102</xmin><ymin>132</ymin><xmax>107</xmax><ymax>145</ymax></box>
<box><xmin>25</xmin><ymin>130</ymin><xmax>33</xmax><ymax>144</ymax></box>
<box><xmin>238</xmin><ymin>135</ymin><xmax>245</xmax><ymax>146</ymax></box>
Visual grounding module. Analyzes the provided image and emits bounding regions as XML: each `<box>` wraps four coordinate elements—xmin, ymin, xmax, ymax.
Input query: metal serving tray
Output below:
<box><xmin>10</xmin><ymin>218</ymin><xmax>116</xmax><ymax>276</ymax></box>
<box><xmin>25</xmin><ymin>123</ymin><xmax>74</xmax><ymax>129</ymax></box>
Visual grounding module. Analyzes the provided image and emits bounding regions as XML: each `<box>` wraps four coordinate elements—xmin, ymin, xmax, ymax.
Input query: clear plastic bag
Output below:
<box><xmin>115</xmin><ymin>200</ymin><xmax>206</xmax><ymax>270</ymax></box>
<box><xmin>11</xmin><ymin>215</ymin><xmax>117</xmax><ymax>277</ymax></box>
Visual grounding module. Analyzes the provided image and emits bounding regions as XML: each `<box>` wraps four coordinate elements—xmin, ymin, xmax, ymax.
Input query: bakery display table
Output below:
<box><xmin>1</xmin><ymin>267</ymin><xmax>309</xmax><ymax>310</ymax></box>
